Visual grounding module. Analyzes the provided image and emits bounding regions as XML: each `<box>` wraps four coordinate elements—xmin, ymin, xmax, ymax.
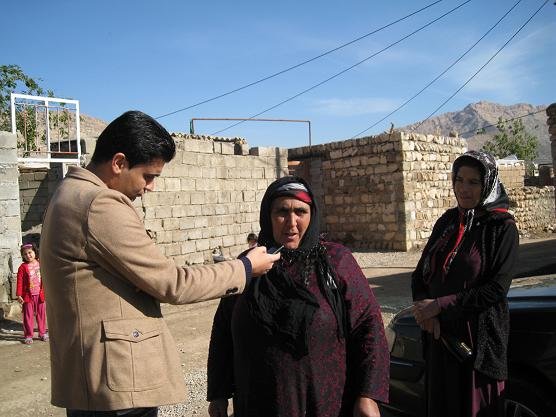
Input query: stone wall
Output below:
<box><xmin>0</xmin><ymin>132</ymin><xmax>22</xmax><ymax>306</ymax></box>
<box><xmin>289</xmin><ymin>132</ymin><xmax>466</xmax><ymax>250</ymax></box>
<box><xmin>290</xmin><ymin>131</ymin><xmax>554</xmax><ymax>251</ymax></box>
<box><xmin>400</xmin><ymin>133</ymin><xmax>466</xmax><ymax>249</ymax></box>
<box><xmin>548</xmin><ymin>103</ymin><xmax>556</xmax><ymax>212</ymax></box>
<box><xmin>498</xmin><ymin>160</ymin><xmax>525</xmax><ymax>189</ymax></box>
<box><xmin>510</xmin><ymin>187</ymin><xmax>555</xmax><ymax>234</ymax></box>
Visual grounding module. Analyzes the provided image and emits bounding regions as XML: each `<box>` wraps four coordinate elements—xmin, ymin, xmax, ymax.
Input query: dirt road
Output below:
<box><xmin>1</xmin><ymin>237</ymin><xmax>554</xmax><ymax>417</ymax></box>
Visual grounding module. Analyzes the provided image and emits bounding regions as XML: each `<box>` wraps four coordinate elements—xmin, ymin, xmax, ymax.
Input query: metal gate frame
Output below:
<box><xmin>11</xmin><ymin>93</ymin><xmax>81</xmax><ymax>164</ymax></box>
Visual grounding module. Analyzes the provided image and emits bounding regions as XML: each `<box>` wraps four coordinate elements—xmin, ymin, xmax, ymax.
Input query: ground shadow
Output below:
<box><xmin>366</xmin><ymin>271</ymin><xmax>413</xmax><ymax>313</ymax></box>
<box><xmin>0</xmin><ymin>318</ymin><xmax>25</xmax><ymax>343</ymax></box>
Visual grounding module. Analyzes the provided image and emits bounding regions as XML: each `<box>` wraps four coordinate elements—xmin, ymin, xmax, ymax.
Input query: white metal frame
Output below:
<box><xmin>11</xmin><ymin>93</ymin><xmax>81</xmax><ymax>164</ymax></box>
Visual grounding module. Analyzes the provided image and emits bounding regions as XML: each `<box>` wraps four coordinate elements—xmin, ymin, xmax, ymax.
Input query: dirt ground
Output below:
<box><xmin>1</xmin><ymin>236</ymin><xmax>555</xmax><ymax>417</ymax></box>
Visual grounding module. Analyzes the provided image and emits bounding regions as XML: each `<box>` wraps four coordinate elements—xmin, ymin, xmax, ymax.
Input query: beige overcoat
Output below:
<box><xmin>40</xmin><ymin>166</ymin><xmax>247</xmax><ymax>411</ymax></box>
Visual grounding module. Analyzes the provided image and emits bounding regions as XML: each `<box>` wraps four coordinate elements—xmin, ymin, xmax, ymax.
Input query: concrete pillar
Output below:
<box><xmin>0</xmin><ymin>131</ymin><xmax>22</xmax><ymax>311</ymax></box>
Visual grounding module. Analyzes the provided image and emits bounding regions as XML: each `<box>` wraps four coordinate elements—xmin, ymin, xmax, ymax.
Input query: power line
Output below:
<box><xmin>459</xmin><ymin>108</ymin><xmax>546</xmax><ymax>137</ymax></box>
<box><xmin>350</xmin><ymin>0</ymin><xmax>523</xmax><ymax>139</ymax></box>
<box><xmin>211</xmin><ymin>0</ymin><xmax>472</xmax><ymax>136</ymax></box>
<box><xmin>413</xmin><ymin>0</ymin><xmax>550</xmax><ymax>130</ymax></box>
<box><xmin>154</xmin><ymin>0</ymin><xmax>442</xmax><ymax>120</ymax></box>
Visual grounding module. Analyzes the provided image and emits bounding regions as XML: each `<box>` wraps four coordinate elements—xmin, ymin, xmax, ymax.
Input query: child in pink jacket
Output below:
<box><xmin>16</xmin><ymin>243</ymin><xmax>48</xmax><ymax>344</ymax></box>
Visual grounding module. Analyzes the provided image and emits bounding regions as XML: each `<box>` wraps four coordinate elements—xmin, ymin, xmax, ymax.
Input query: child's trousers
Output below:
<box><xmin>22</xmin><ymin>295</ymin><xmax>46</xmax><ymax>338</ymax></box>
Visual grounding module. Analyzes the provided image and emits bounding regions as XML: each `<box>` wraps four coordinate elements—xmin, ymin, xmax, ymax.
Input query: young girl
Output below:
<box><xmin>16</xmin><ymin>243</ymin><xmax>48</xmax><ymax>344</ymax></box>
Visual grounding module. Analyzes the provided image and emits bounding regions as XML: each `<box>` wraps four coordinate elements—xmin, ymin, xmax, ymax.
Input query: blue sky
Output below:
<box><xmin>3</xmin><ymin>0</ymin><xmax>555</xmax><ymax>148</ymax></box>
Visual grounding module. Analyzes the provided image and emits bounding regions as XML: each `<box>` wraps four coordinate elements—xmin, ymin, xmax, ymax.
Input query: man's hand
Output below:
<box><xmin>16</xmin><ymin>296</ymin><xmax>24</xmax><ymax>304</ymax></box>
<box><xmin>353</xmin><ymin>396</ymin><xmax>380</xmax><ymax>417</ymax></box>
<box><xmin>208</xmin><ymin>398</ymin><xmax>229</xmax><ymax>417</ymax></box>
<box><xmin>246</xmin><ymin>246</ymin><xmax>280</xmax><ymax>277</ymax></box>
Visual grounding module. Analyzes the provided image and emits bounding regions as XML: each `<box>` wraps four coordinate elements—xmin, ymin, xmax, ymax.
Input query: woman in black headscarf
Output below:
<box><xmin>411</xmin><ymin>151</ymin><xmax>519</xmax><ymax>417</ymax></box>
<box><xmin>207</xmin><ymin>176</ymin><xmax>389</xmax><ymax>417</ymax></box>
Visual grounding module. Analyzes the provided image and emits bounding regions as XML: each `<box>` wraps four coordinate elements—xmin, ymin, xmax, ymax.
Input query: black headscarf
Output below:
<box><xmin>246</xmin><ymin>176</ymin><xmax>347</xmax><ymax>358</ymax></box>
<box><xmin>423</xmin><ymin>151</ymin><xmax>511</xmax><ymax>282</ymax></box>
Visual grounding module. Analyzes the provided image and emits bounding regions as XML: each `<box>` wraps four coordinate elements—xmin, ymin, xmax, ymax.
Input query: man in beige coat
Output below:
<box><xmin>40</xmin><ymin>111</ymin><xmax>279</xmax><ymax>417</ymax></box>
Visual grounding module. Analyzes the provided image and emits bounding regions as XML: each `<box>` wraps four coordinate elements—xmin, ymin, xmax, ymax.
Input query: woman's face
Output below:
<box><xmin>454</xmin><ymin>165</ymin><xmax>483</xmax><ymax>209</ymax></box>
<box><xmin>270</xmin><ymin>197</ymin><xmax>311</xmax><ymax>250</ymax></box>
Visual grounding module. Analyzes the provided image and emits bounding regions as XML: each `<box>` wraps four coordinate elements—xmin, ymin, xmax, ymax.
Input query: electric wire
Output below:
<box><xmin>210</xmin><ymin>0</ymin><xmax>472</xmax><ymax>136</ymax></box>
<box><xmin>350</xmin><ymin>0</ymin><xmax>523</xmax><ymax>139</ymax></box>
<box><xmin>413</xmin><ymin>0</ymin><xmax>550</xmax><ymax>130</ymax></box>
<box><xmin>154</xmin><ymin>0</ymin><xmax>442</xmax><ymax>120</ymax></box>
<box><xmin>459</xmin><ymin>108</ymin><xmax>547</xmax><ymax>137</ymax></box>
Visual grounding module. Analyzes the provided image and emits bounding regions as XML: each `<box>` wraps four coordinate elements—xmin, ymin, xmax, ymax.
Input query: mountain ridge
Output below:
<box><xmin>401</xmin><ymin>101</ymin><xmax>550</xmax><ymax>163</ymax></box>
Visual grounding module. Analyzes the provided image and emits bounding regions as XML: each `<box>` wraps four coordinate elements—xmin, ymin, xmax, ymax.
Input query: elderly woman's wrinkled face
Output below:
<box><xmin>454</xmin><ymin>165</ymin><xmax>483</xmax><ymax>209</ymax></box>
<box><xmin>271</xmin><ymin>197</ymin><xmax>311</xmax><ymax>250</ymax></box>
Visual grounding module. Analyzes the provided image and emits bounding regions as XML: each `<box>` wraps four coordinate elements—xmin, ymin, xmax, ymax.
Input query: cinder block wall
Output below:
<box><xmin>19</xmin><ymin>168</ymin><xmax>50</xmax><ymax>232</ymax></box>
<box><xmin>0</xmin><ymin>132</ymin><xmax>22</xmax><ymax>304</ymax></box>
<box><xmin>139</xmin><ymin>135</ymin><xmax>288</xmax><ymax>265</ymax></box>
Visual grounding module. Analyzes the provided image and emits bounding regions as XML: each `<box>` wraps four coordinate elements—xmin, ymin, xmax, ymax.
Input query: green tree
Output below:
<box><xmin>481</xmin><ymin>117</ymin><xmax>538</xmax><ymax>173</ymax></box>
<box><xmin>0</xmin><ymin>64</ymin><xmax>52</xmax><ymax>132</ymax></box>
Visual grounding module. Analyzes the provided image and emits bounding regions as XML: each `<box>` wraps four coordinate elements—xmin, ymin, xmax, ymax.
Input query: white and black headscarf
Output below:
<box><xmin>422</xmin><ymin>150</ymin><xmax>511</xmax><ymax>282</ymax></box>
<box><xmin>246</xmin><ymin>176</ymin><xmax>347</xmax><ymax>358</ymax></box>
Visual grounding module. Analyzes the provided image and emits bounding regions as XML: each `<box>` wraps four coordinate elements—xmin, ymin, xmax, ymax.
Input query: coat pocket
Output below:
<box><xmin>103</xmin><ymin>317</ymin><xmax>167</xmax><ymax>391</ymax></box>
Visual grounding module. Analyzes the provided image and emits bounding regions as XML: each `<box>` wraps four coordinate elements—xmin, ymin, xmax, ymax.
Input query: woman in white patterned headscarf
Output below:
<box><xmin>411</xmin><ymin>150</ymin><xmax>519</xmax><ymax>417</ymax></box>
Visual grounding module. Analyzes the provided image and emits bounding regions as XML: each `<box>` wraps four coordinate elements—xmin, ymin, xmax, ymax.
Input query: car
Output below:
<box><xmin>383</xmin><ymin>278</ymin><xmax>556</xmax><ymax>417</ymax></box>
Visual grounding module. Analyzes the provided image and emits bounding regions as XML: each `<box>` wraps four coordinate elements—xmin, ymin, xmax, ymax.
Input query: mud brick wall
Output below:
<box><xmin>138</xmin><ymin>135</ymin><xmax>288</xmax><ymax>265</ymax></box>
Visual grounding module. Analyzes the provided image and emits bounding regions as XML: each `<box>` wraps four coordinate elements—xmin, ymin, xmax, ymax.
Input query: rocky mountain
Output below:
<box><xmin>402</xmin><ymin>101</ymin><xmax>551</xmax><ymax>163</ymax></box>
<box><xmin>80</xmin><ymin>114</ymin><xmax>108</xmax><ymax>138</ymax></box>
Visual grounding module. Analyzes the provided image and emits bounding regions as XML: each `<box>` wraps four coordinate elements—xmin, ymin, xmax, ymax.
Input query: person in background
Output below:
<box><xmin>247</xmin><ymin>232</ymin><xmax>258</xmax><ymax>249</ymax></box>
<box><xmin>16</xmin><ymin>242</ymin><xmax>48</xmax><ymax>344</ymax></box>
<box><xmin>411</xmin><ymin>150</ymin><xmax>519</xmax><ymax>417</ymax></box>
<box><xmin>40</xmin><ymin>110</ymin><xmax>279</xmax><ymax>417</ymax></box>
<box><xmin>207</xmin><ymin>176</ymin><xmax>389</xmax><ymax>417</ymax></box>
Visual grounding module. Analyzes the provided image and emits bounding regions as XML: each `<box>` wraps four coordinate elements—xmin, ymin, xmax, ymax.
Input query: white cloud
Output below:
<box><xmin>444</xmin><ymin>22</ymin><xmax>555</xmax><ymax>101</ymax></box>
<box><xmin>312</xmin><ymin>97</ymin><xmax>399</xmax><ymax>116</ymax></box>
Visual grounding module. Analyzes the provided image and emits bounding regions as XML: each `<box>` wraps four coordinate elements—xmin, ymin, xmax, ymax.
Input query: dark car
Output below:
<box><xmin>383</xmin><ymin>279</ymin><xmax>556</xmax><ymax>417</ymax></box>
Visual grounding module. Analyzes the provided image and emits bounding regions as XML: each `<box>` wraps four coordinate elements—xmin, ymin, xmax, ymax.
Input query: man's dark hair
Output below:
<box><xmin>91</xmin><ymin>110</ymin><xmax>176</xmax><ymax>168</ymax></box>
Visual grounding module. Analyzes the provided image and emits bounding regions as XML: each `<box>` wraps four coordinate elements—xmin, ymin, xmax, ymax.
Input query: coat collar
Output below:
<box><xmin>66</xmin><ymin>166</ymin><xmax>108</xmax><ymax>189</ymax></box>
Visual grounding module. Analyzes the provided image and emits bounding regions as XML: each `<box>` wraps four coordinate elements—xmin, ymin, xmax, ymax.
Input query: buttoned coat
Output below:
<box><xmin>40</xmin><ymin>166</ymin><xmax>247</xmax><ymax>411</ymax></box>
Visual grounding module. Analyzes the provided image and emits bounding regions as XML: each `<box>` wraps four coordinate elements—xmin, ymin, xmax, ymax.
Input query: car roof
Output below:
<box><xmin>508</xmin><ymin>277</ymin><xmax>556</xmax><ymax>300</ymax></box>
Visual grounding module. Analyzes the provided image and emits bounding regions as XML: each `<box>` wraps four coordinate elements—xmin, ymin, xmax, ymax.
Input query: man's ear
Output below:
<box><xmin>111</xmin><ymin>153</ymin><xmax>127</xmax><ymax>174</ymax></box>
